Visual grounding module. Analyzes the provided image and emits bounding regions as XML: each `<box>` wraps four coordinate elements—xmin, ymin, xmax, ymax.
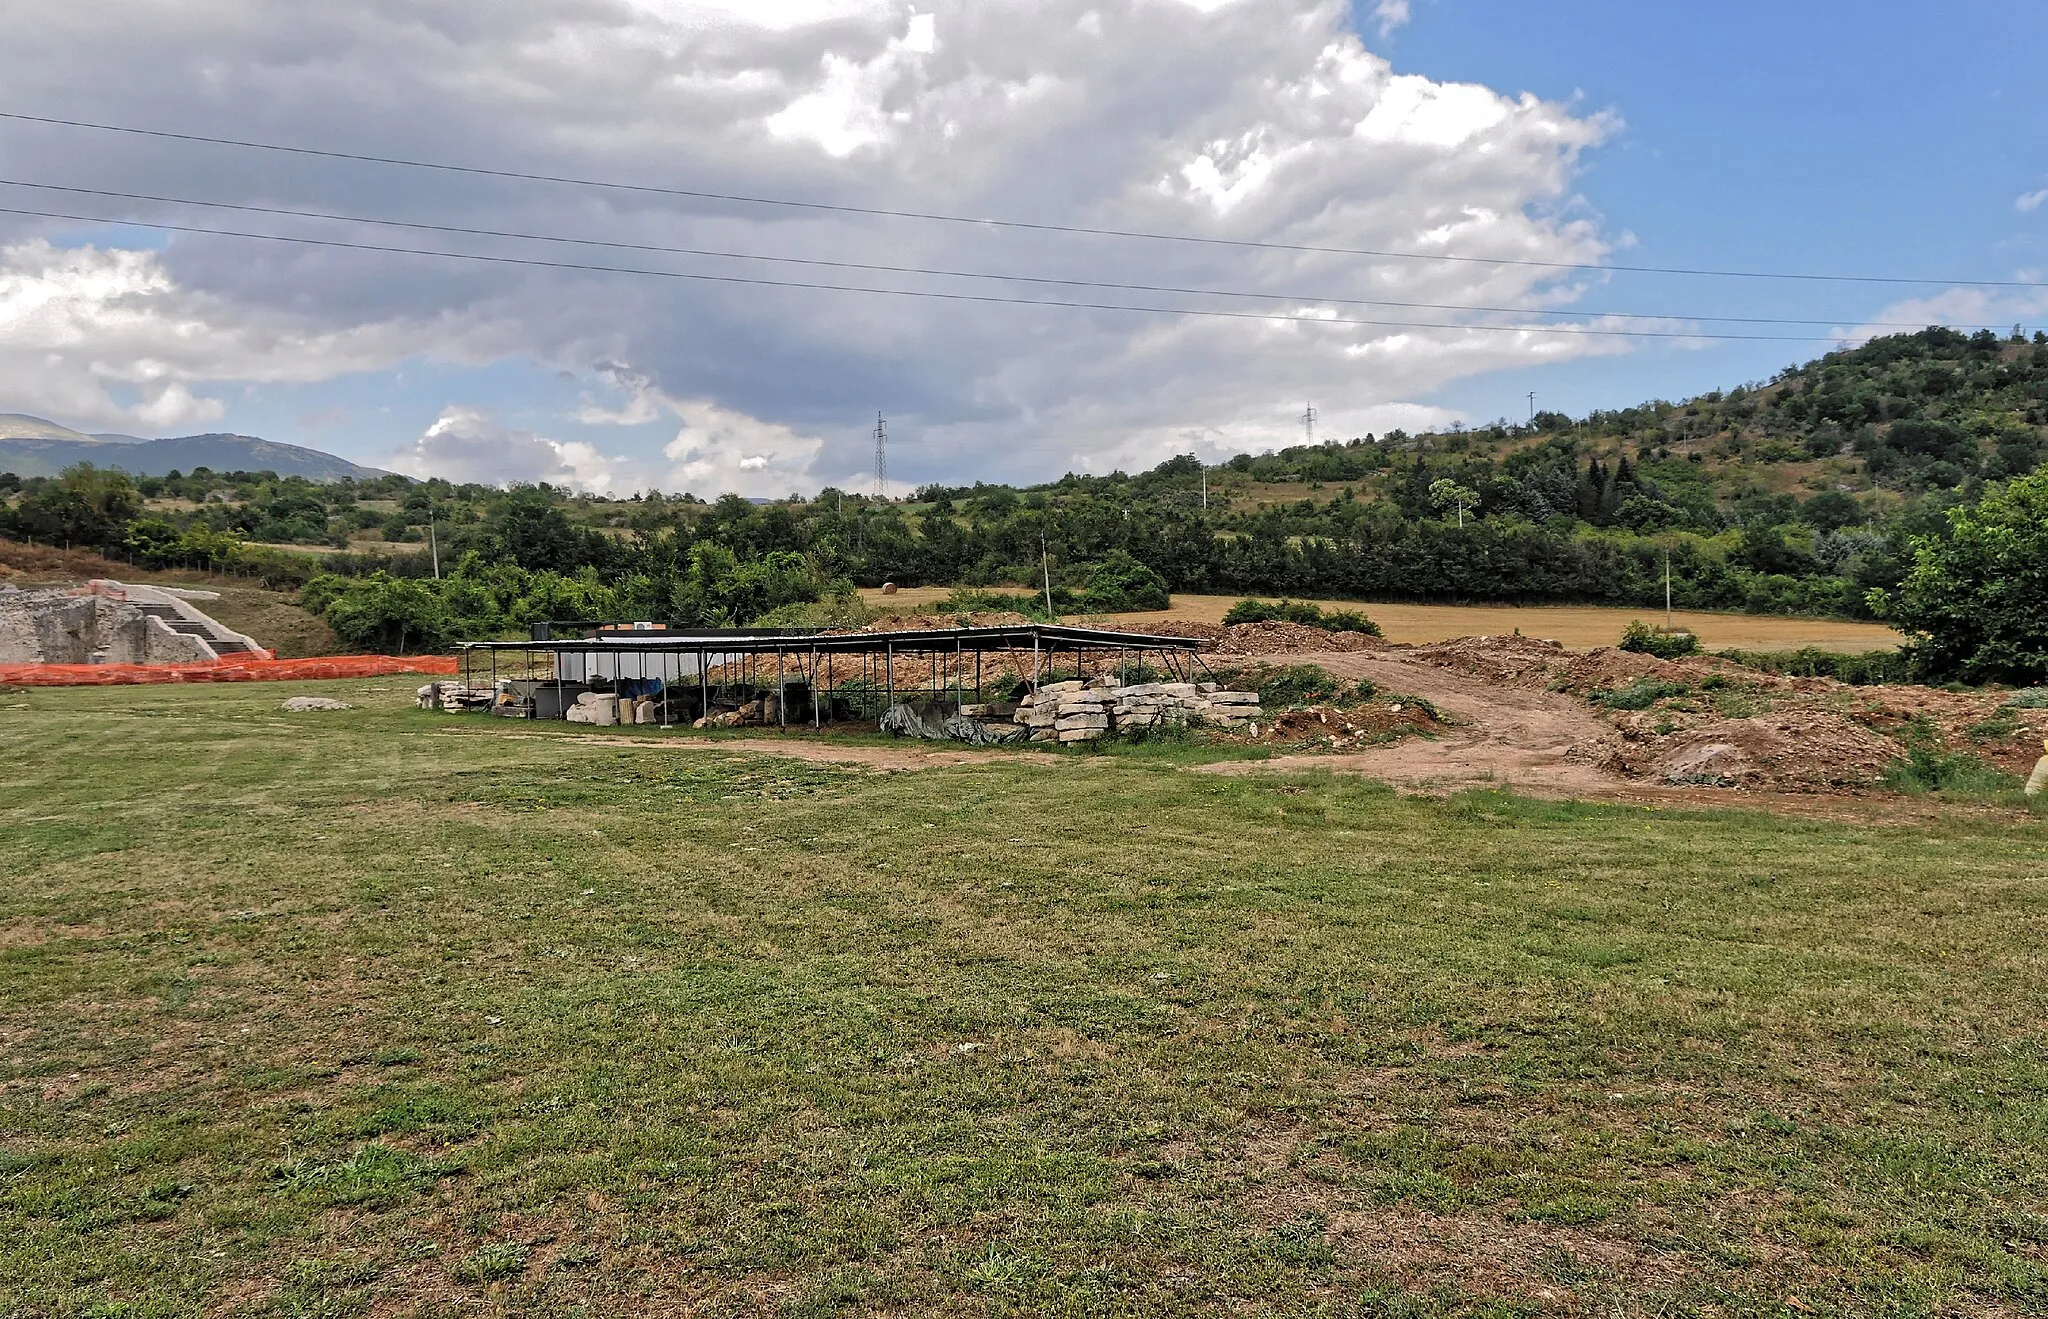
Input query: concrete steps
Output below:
<box><xmin>131</xmin><ymin>599</ymin><xmax>259</xmax><ymax>658</ymax></box>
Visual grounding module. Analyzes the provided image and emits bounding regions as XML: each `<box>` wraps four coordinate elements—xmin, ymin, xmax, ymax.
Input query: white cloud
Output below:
<box><xmin>390</xmin><ymin>406</ymin><xmax>637</xmax><ymax>493</ymax></box>
<box><xmin>662</xmin><ymin>400</ymin><xmax>825</xmax><ymax>498</ymax></box>
<box><xmin>0</xmin><ymin>238</ymin><xmax>513</xmax><ymax>432</ymax></box>
<box><xmin>1</xmin><ymin>0</ymin><xmax>1643</xmax><ymax>485</ymax></box>
<box><xmin>1833</xmin><ymin>285</ymin><xmax>2048</xmax><ymax>347</ymax></box>
<box><xmin>1370</xmin><ymin>0</ymin><xmax>1412</xmax><ymax>38</ymax></box>
<box><xmin>2016</xmin><ymin>188</ymin><xmax>2048</xmax><ymax>214</ymax></box>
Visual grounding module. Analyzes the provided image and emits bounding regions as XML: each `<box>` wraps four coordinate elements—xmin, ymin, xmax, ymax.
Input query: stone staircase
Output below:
<box><xmin>130</xmin><ymin>599</ymin><xmax>260</xmax><ymax>657</ymax></box>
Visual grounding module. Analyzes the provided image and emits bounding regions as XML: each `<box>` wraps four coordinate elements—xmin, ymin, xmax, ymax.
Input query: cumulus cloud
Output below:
<box><xmin>662</xmin><ymin>400</ymin><xmax>826</xmax><ymax>498</ymax></box>
<box><xmin>0</xmin><ymin>238</ymin><xmax>515</xmax><ymax>432</ymax></box>
<box><xmin>1</xmin><ymin>0</ymin><xmax>1640</xmax><ymax>486</ymax></box>
<box><xmin>1369</xmin><ymin>0</ymin><xmax>1413</xmax><ymax>38</ymax></box>
<box><xmin>1833</xmin><ymin>283</ymin><xmax>2048</xmax><ymax>348</ymax></box>
<box><xmin>574</xmin><ymin>368</ymin><xmax>828</xmax><ymax>497</ymax></box>
<box><xmin>2017</xmin><ymin>188</ymin><xmax>2048</xmax><ymax>215</ymax></box>
<box><xmin>390</xmin><ymin>406</ymin><xmax>637</xmax><ymax>493</ymax></box>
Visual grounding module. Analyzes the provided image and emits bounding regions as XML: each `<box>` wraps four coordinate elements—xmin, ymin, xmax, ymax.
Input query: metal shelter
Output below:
<box><xmin>454</xmin><ymin>622</ymin><xmax>1212</xmax><ymax>727</ymax></box>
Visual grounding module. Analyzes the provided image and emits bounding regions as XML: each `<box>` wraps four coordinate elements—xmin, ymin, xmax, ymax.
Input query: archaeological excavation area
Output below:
<box><xmin>432</xmin><ymin>620</ymin><xmax>1264</xmax><ymax>744</ymax></box>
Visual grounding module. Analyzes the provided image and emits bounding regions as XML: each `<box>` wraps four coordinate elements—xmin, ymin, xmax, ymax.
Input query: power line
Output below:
<box><xmin>3</xmin><ymin>109</ymin><xmax>2041</xmax><ymax>290</ymax></box>
<box><xmin>0</xmin><ymin>202</ymin><xmax>1846</xmax><ymax>342</ymax></box>
<box><xmin>0</xmin><ymin>177</ymin><xmax>1991</xmax><ymax>332</ymax></box>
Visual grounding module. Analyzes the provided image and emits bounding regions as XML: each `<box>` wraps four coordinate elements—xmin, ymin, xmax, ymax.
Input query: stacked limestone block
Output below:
<box><xmin>1013</xmin><ymin>676</ymin><xmax>1262</xmax><ymax>742</ymax></box>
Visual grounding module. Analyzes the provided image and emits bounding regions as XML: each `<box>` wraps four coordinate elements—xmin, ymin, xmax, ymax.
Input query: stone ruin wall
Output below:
<box><xmin>0</xmin><ymin>588</ymin><xmax>218</xmax><ymax>666</ymax></box>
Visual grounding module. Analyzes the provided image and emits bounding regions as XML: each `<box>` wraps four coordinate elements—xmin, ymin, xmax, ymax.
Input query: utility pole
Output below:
<box><xmin>1664</xmin><ymin>549</ymin><xmax>1674</xmax><ymax>629</ymax></box>
<box><xmin>1200</xmin><ymin>465</ymin><xmax>1208</xmax><ymax>512</ymax></box>
<box><xmin>873</xmin><ymin>412</ymin><xmax>888</xmax><ymax>502</ymax></box>
<box><xmin>428</xmin><ymin>514</ymin><xmax>440</xmax><ymax>579</ymax></box>
<box><xmin>1303</xmin><ymin>403</ymin><xmax>1316</xmax><ymax>446</ymax></box>
<box><xmin>1040</xmin><ymin>536</ymin><xmax>1056</xmax><ymax>622</ymax></box>
<box><xmin>1527</xmin><ymin>391</ymin><xmax>1537</xmax><ymax>423</ymax></box>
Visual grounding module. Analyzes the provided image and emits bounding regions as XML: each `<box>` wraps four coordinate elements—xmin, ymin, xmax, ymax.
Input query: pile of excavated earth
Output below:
<box><xmin>1313</xmin><ymin>631</ymin><xmax>2045</xmax><ymax>794</ymax></box>
<box><xmin>817</xmin><ymin>613</ymin><xmax>2043</xmax><ymax>793</ymax></box>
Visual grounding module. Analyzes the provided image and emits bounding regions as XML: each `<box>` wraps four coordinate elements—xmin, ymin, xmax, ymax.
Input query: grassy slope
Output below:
<box><xmin>2</xmin><ymin>682</ymin><xmax>2046</xmax><ymax>1316</ymax></box>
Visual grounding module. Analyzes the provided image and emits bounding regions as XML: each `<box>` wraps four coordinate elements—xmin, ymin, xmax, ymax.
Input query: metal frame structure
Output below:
<box><xmin>454</xmin><ymin>622</ymin><xmax>1212</xmax><ymax>727</ymax></box>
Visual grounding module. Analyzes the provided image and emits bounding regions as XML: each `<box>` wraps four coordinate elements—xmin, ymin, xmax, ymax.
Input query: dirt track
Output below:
<box><xmin>1197</xmin><ymin>649</ymin><xmax>1622</xmax><ymax>796</ymax></box>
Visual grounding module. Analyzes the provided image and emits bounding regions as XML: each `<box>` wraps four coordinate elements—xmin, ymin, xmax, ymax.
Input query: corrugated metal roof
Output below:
<box><xmin>456</xmin><ymin>622</ymin><xmax>1205</xmax><ymax>655</ymax></box>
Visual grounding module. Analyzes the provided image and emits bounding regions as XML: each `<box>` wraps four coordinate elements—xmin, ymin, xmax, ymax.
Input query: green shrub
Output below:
<box><xmin>1885</xmin><ymin>719</ymin><xmax>2022</xmax><ymax>795</ymax></box>
<box><xmin>938</xmin><ymin>587</ymin><xmax>1065</xmax><ymax>620</ymax></box>
<box><xmin>1078</xmin><ymin>550</ymin><xmax>1170</xmax><ymax>612</ymax></box>
<box><xmin>1233</xmin><ymin>663</ymin><xmax>1379</xmax><ymax>709</ymax></box>
<box><xmin>1885</xmin><ymin>745</ymin><xmax>2019</xmax><ymax>795</ymax></box>
<box><xmin>1595</xmin><ymin>679</ymin><xmax>1692</xmax><ymax>711</ymax></box>
<box><xmin>1871</xmin><ymin>467</ymin><xmax>2048</xmax><ymax>684</ymax></box>
<box><xmin>1618</xmin><ymin>620</ymin><xmax>1700</xmax><ymax>659</ymax></box>
<box><xmin>753</xmin><ymin>591</ymin><xmax>883</xmax><ymax>629</ymax></box>
<box><xmin>2005</xmin><ymin>688</ymin><xmax>2048</xmax><ymax>709</ymax></box>
<box><xmin>1223</xmin><ymin>599</ymin><xmax>1383</xmax><ymax>636</ymax></box>
<box><xmin>1713</xmin><ymin>646</ymin><xmax>1913</xmax><ymax>685</ymax></box>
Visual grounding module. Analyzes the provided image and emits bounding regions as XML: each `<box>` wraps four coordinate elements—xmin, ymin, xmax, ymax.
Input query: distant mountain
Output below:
<box><xmin>0</xmin><ymin>414</ymin><xmax>99</xmax><ymax>443</ymax></box>
<box><xmin>0</xmin><ymin>415</ymin><xmax>386</xmax><ymax>482</ymax></box>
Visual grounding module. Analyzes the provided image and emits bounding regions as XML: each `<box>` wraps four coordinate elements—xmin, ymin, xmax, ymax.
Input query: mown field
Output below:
<box><xmin>2</xmin><ymin>681</ymin><xmax>2045</xmax><ymax>1317</ymax></box>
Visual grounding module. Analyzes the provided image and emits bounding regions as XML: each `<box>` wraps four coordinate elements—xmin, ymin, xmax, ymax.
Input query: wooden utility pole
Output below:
<box><xmin>1040</xmin><ymin>536</ymin><xmax>1056</xmax><ymax>622</ymax></box>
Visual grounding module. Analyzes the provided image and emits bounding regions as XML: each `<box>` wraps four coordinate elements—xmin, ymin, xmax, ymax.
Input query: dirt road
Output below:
<box><xmin>1196</xmin><ymin>650</ymin><xmax>1622</xmax><ymax>795</ymax></box>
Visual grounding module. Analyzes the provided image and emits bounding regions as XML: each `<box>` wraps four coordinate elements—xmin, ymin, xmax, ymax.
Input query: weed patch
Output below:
<box><xmin>1591</xmin><ymin>678</ymin><xmax>1692</xmax><ymax>711</ymax></box>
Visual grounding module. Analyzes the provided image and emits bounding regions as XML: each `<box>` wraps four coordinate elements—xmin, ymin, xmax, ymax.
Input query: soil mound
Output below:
<box><xmin>837</xmin><ymin>610</ymin><xmax>1038</xmax><ymax>633</ymax></box>
<box><xmin>1403</xmin><ymin>634</ymin><xmax>1572</xmax><ymax>685</ymax></box>
<box><xmin>1132</xmin><ymin>619</ymin><xmax>1383</xmax><ymax>655</ymax></box>
<box><xmin>1639</xmin><ymin>713</ymin><xmax>1900</xmax><ymax>790</ymax></box>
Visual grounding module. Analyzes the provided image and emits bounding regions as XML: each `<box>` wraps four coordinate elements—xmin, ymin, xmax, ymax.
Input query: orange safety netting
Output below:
<box><xmin>0</xmin><ymin>655</ymin><xmax>460</xmax><ymax>686</ymax></box>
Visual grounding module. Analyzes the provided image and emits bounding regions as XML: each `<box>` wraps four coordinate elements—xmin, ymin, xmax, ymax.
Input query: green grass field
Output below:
<box><xmin>3</xmin><ymin>681</ymin><xmax>2046</xmax><ymax>1317</ymax></box>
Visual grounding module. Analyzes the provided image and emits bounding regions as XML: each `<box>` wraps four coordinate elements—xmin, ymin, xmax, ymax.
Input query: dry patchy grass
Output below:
<box><xmin>0</xmin><ymin>681</ymin><xmax>2044</xmax><ymax>1316</ymax></box>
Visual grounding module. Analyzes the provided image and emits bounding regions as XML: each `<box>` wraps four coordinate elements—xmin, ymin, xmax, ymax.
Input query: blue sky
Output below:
<box><xmin>3</xmin><ymin>0</ymin><xmax>2043</xmax><ymax>492</ymax></box>
<box><xmin>1381</xmin><ymin>0</ymin><xmax>2048</xmax><ymax>423</ymax></box>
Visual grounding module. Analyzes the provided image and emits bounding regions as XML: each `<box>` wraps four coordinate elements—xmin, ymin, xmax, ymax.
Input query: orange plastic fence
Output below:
<box><xmin>0</xmin><ymin>655</ymin><xmax>460</xmax><ymax>687</ymax></box>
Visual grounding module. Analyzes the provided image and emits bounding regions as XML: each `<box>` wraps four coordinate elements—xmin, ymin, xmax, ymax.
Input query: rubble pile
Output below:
<box><xmin>1628</xmin><ymin>713</ymin><xmax>1904</xmax><ymax>790</ymax></box>
<box><xmin>417</xmin><ymin>681</ymin><xmax>496</xmax><ymax>714</ymax></box>
<box><xmin>1132</xmin><ymin>620</ymin><xmax>1383</xmax><ymax>655</ymax></box>
<box><xmin>1261</xmin><ymin>702</ymin><xmax>1441</xmax><ymax>747</ymax></box>
<box><xmin>1012</xmin><ymin>676</ymin><xmax>1262</xmax><ymax>743</ymax></box>
<box><xmin>692</xmin><ymin>693</ymin><xmax>783</xmax><ymax>728</ymax></box>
